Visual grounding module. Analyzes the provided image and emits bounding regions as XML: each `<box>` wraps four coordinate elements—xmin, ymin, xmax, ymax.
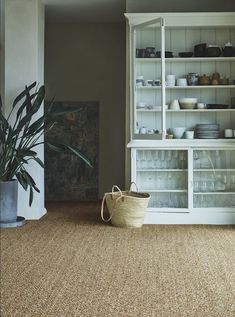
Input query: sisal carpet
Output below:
<box><xmin>0</xmin><ymin>202</ymin><xmax>235</xmax><ymax>317</ymax></box>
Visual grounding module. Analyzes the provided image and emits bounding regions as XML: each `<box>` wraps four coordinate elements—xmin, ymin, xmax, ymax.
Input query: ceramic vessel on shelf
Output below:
<box><xmin>145</xmin><ymin>47</ymin><xmax>155</xmax><ymax>58</ymax></box>
<box><xmin>219</xmin><ymin>77</ymin><xmax>229</xmax><ymax>85</ymax></box>
<box><xmin>186</xmin><ymin>73</ymin><xmax>199</xmax><ymax>86</ymax></box>
<box><xmin>179</xmin><ymin>98</ymin><xmax>197</xmax><ymax>109</ymax></box>
<box><xmin>176</xmin><ymin>78</ymin><xmax>187</xmax><ymax>86</ymax></box>
<box><xmin>223</xmin><ymin>42</ymin><xmax>235</xmax><ymax>57</ymax></box>
<box><xmin>197</xmin><ymin>103</ymin><xmax>206</xmax><ymax>109</ymax></box>
<box><xmin>185</xmin><ymin>131</ymin><xmax>194</xmax><ymax>139</ymax></box>
<box><xmin>198</xmin><ymin>74</ymin><xmax>210</xmax><ymax>85</ymax></box>
<box><xmin>206</xmin><ymin>45</ymin><xmax>221</xmax><ymax>57</ymax></box>
<box><xmin>169</xmin><ymin>99</ymin><xmax>180</xmax><ymax>110</ymax></box>
<box><xmin>194</xmin><ymin>43</ymin><xmax>207</xmax><ymax>57</ymax></box>
<box><xmin>171</xmin><ymin>127</ymin><xmax>186</xmax><ymax>139</ymax></box>
<box><xmin>211</xmin><ymin>73</ymin><xmax>220</xmax><ymax>85</ymax></box>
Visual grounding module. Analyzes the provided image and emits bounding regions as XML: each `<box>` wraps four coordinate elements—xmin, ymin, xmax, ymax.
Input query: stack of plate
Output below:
<box><xmin>196</xmin><ymin>124</ymin><xmax>220</xmax><ymax>139</ymax></box>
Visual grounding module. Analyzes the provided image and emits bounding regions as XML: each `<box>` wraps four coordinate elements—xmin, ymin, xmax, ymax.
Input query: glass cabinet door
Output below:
<box><xmin>133</xmin><ymin>18</ymin><xmax>166</xmax><ymax>140</ymax></box>
<box><xmin>193</xmin><ymin>149</ymin><xmax>235</xmax><ymax>208</ymax></box>
<box><xmin>135</xmin><ymin>149</ymin><xmax>188</xmax><ymax>211</ymax></box>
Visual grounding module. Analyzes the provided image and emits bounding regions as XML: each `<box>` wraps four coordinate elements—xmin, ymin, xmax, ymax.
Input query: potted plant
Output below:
<box><xmin>0</xmin><ymin>82</ymin><xmax>92</xmax><ymax>228</ymax></box>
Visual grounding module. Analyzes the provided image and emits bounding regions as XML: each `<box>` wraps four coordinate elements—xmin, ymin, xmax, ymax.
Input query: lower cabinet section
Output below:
<box><xmin>131</xmin><ymin>147</ymin><xmax>235</xmax><ymax>224</ymax></box>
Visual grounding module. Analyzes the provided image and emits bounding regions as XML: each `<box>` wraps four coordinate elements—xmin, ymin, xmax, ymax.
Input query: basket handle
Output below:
<box><xmin>130</xmin><ymin>182</ymin><xmax>138</xmax><ymax>192</ymax></box>
<box><xmin>111</xmin><ymin>185</ymin><xmax>123</xmax><ymax>200</ymax></box>
<box><xmin>101</xmin><ymin>193</ymin><xmax>113</xmax><ymax>222</ymax></box>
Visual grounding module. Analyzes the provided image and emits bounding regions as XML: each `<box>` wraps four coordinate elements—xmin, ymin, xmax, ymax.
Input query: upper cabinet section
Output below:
<box><xmin>125</xmin><ymin>12</ymin><xmax>235</xmax><ymax>142</ymax></box>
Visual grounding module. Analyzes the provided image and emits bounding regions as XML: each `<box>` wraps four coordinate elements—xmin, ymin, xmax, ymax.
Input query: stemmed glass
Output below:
<box><xmin>154</xmin><ymin>151</ymin><xmax>159</xmax><ymax>169</ymax></box>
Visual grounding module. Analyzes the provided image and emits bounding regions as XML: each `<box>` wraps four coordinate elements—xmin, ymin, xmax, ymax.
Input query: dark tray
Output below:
<box><xmin>206</xmin><ymin>104</ymin><xmax>229</xmax><ymax>109</ymax></box>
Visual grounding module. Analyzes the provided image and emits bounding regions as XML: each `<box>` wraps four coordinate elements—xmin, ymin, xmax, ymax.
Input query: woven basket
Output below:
<box><xmin>101</xmin><ymin>185</ymin><xmax>150</xmax><ymax>228</ymax></box>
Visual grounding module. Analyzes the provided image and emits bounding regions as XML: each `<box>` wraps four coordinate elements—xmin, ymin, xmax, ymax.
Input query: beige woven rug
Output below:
<box><xmin>1</xmin><ymin>202</ymin><xmax>235</xmax><ymax>317</ymax></box>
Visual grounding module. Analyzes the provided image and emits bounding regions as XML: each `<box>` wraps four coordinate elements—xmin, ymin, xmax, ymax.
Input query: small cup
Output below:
<box><xmin>185</xmin><ymin>131</ymin><xmax>194</xmax><ymax>139</ymax></box>
<box><xmin>166</xmin><ymin>80</ymin><xmax>176</xmax><ymax>87</ymax></box>
<box><xmin>177</xmin><ymin>78</ymin><xmax>187</xmax><ymax>86</ymax></box>
<box><xmin>154</xmin><ymin>80</ymin><xmax>161</xmax><ymax>86</ymax></box>
<box><xmin>145</xmin><ymin>79</ymin><xmax>154</xmax><ymax>86</ymax></box>
<box><xmin>139</xmin><ymin>126</ymin><xmax>147</xmax><ymax>134</ymax></box>
<box><xmin>224</xmin><ymin>129</ymin><xmax>233</xmax><ymax>138</ymax></box>
<box><xmin>197</xmin><ymin>103</ymin><xmax>206</xmax><ymax>109</ymax></box>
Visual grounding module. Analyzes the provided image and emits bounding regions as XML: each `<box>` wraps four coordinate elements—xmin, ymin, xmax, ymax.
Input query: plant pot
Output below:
<box><xmin>0</xmin><ymin>180</ymin><xmax>25</xmax><ymax>228</ymax></box>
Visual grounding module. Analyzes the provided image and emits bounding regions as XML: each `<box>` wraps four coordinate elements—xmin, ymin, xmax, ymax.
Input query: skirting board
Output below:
<box><xmin>144</xmin><ymin>211</ymin><xmax>235</xmax><ymax>225</ymax></box>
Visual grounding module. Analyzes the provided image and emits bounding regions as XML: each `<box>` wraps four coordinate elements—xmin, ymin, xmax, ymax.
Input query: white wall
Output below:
<box><xmin>1</xmin><ymin>0</ymin><xmax>45</xmax><ymax>219</ymax></box>
<box><xmin>44</xmin><ymin>22</ymin><xmax>126</xmax><ymax>197</ymax></box>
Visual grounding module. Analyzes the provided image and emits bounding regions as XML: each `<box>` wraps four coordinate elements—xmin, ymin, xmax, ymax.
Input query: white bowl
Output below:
<box><xmin>171</xmin><ymin>127</ymin><xmax>186</xmax><ymax>139</ymax></box>
<box><xmin>179</xmin><ymin>98</ymin><xmax>197</xmax><ymax>109</ymax></box>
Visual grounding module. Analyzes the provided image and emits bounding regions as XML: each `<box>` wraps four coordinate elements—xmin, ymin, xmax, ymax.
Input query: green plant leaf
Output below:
<box><xmin>12</xmin><ymin>82</ymin><xmax>37</xmax><ymax>108</ymax></box>
<box><xmin>33</xmin><ymin>157</ymin><xmax>44</xmax><ymax>168</ymax></box>
<box><xmin>29</xmin><ymin>186</ymin><xmax>33</xmax><ymax>206</ymax></box>
<box><xmin>16</xmin><ymin>172</ymin><xmax>28</xmax><ymax>191</ymax></box>
<box><xmin>46</xmin><ymin>143</ymin><xmax>65</xmax><ymax>153</ymax></box>
<box><xmin>64</xmin><ymin>144</ymin><xmax>93</xmax><ymax>168</ymax></box>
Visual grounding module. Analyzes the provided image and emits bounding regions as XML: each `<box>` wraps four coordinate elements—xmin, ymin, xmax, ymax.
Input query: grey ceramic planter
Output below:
<box><xmin>0</xmin><ymin>180</ymin><xmax>25</xmax><ymax>228</ymax></box>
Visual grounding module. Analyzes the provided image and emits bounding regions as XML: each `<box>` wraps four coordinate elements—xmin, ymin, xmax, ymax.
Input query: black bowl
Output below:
<box><xmin>156</xmin><ymin>51</ymin><xmax>173</xmax><ymax>58</ymax></box>
<box><xmin>178</xmin><ymin>52</ymin><xmax>194</xmax><ymax>58</ymax></box>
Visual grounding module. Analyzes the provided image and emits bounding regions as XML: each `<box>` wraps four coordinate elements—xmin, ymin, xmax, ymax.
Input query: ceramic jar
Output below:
<box><xmin>186</xmin><ymin>73</ymin><xmax>199</xmax><ymax>86</ymax></box>
<box><xmin>198</xmin><ymin>74</ymin><xmax>210</xmax><ymax>85</ymax></box>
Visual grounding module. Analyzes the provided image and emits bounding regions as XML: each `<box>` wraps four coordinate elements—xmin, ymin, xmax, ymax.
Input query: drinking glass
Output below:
<box><xmin>230</xmin><ymin>175</ymin><xmax>235</xmax><ymax>191</ymax></box>
<box><xmin>160</xmin><ymin>151</ymin><xmax>166</xmax><ymax>168</ymax></box>
<box><xmin>166</xmin><ymin>150</ymin><xmax>172</xmax><ymax>169</ymax></box>
<box><xmin>194</xmin><ymin>180</ymin><xmax>199</xmax><ymax>192</ymax></box>
<box><xmin>147</xmin><ymin>151</ymin><xmax>153</xmax><ymax>169</ymax></box>
<box><xmin>193</xmin><ymin>151</ymin><xmax>200</xmax><ymax>169</ymax></box>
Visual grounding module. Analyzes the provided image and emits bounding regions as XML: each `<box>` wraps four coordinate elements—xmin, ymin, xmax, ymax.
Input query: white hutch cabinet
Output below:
<box><xmin>125</xmin><ymin>12</ymin><xmax>235</xmax><ymax>224</ymax></box>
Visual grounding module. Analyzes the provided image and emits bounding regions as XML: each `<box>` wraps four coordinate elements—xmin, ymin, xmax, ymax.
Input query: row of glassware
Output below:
<box><xmin>137</xmin><ymin>150</ymin><xmax>187</xmax><ymax>169</ymax></box>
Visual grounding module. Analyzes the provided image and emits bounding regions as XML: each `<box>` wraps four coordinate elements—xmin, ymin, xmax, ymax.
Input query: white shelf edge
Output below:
<box><xmin>136</xmin><ymin>85</ymin><xmax>235</xmax><ymax>89</ymax></box>
<box><xmin>137</xmin><ymin>108</ymin><xmax>235</xmax><ymax>112</ymax></box>
<box><xmin>136</xmin><ymin>57</ymin><xmax>235</xmax><ymax>62</ymax></box>
<box><xmin>194</xmin><ymin>169</ymin><xmax>235</xmax><ymax>171</ymax></box>
<box><xmin>141</xmin><ymin>189</ymin><xmax>187</xmax><ymax>192</ymax></box>
<box><xmin>137</xmin><ymin>169</ymin><xmax>187</xmax><ymax>172</ymax></box>
<box><xmin>194</xmin><ymin>192</ymin><xmax>235</xmax><ymax>195</ymax></box>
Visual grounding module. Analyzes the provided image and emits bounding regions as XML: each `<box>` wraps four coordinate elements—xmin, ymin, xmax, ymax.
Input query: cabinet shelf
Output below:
<box><xmin>137</xmin><ymin>169</ymin><xmax>187</xmax><ymax>172</ymax></box>
<box><xmin>136</xmin><ymin>57</ymin><xmax>235</xmax><ymax>63</ymax></box>
<box><xmin>194</xmin><ymin>192</ymin><xmax>235</xmax><ymax>195</ymax></box>
<box><xmin>136</xmin><ymin>85</ymin><xmax>235</xmax><ymax>90</ymax></box>
<box><xmin>137</xmin><ymin>109</ymin><xmax>235</xmax><ymax>113</ymax></box>
<box><xmin>142</xmin><ymin>189</ymin><xmax>187</xmax><ymax>193</ymax></box>
<box><xmin>194</xmin><ymin>169</ymin><xmax>235</xmax><ymax>172</ymax></box>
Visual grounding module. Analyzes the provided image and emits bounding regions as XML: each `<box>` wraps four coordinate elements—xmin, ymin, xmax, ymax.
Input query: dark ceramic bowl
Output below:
<box><xmin>194</xmin><ymin>43</ymin><xmax>207</xmax><ymax>57</ymax></box>
<box><xmin>155</xmin><ymin>51</ymin><xmax>173</xmax><ymax>58</ymax></box>
<box><xmin>178</xmin><ymin>52</ymin><xmax>193</xmax><ymax>57</ymax></box>
<box><xmin>206</xmin><ymin>46</ymin><xmax>221</xmax><ymax>57</ymax></box>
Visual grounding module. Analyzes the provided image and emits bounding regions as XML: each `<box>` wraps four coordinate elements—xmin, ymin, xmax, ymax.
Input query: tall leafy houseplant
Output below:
<box><xmin>0</xmin><ymin>82</ymin><xmax>92</xmax><ymax>226</ymax></box>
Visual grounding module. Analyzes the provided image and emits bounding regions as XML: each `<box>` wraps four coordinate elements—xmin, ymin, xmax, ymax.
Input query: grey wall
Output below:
<box><xmin>44</xmin><ymin>22</ymin><xmax>126</xmax><ymax>197</ymax></box>
<box><xmin>126</xmin><ymin>0</ymin><xmax>235</xmax><ymax>12</ymax></box>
